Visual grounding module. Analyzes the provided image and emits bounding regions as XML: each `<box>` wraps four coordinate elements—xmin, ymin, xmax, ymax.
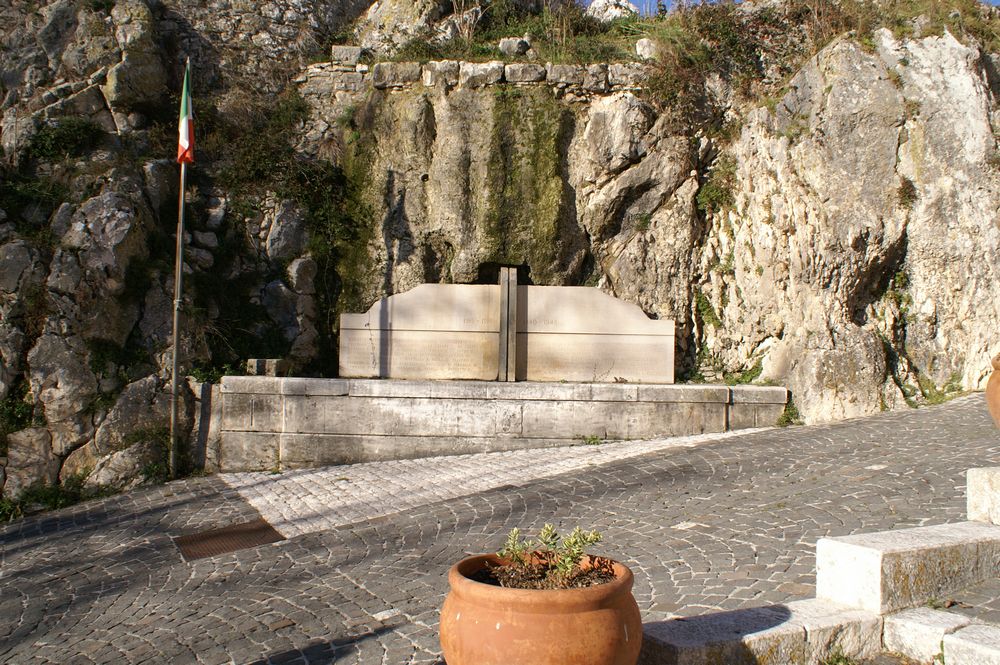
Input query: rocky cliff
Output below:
<box><xmin>1</xmin><ymin>0</ymin><xmax>998</xmax><ymax>500</ymax></box>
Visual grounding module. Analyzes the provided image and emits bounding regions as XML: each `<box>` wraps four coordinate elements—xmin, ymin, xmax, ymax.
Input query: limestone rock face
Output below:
<box><xmin>262</xmin><ymin>199</ymin><xmax>307</xmax><ymax>262</ymax></box>
<box><xmin>0</xmin><ymin>241</ymin><xmax>46</xmax><ymax>400</ymax></box>
<box><xmin>51</xmin><ymin>188</ymin><xmax>149</xmax><ymax>344</ymax></box>
<box><xmin>101</xmin><ymin>0</ymin><xmax>167</xmax><ymax>110</ymax></box>
<box><xmin>877</xmin><ymin>30</ymin><xmax>1000</xmax><ymax>391</ymax></box>
<box><xmin>299</xmin><ymin>27</ymin><xmax>999</xmax><ymax>424</ymax></box>
<box><xmin>586</xmin><ymin>0</ymin><xmax>639</xmax><ymax>23</ymax></box>
<box><xmin>2</xmin><ymin>428</ymin><xmax>58</xmax><ymax>499</ymax></box>
<box><xmin>706</xmin><ymin>30</ymin><xmax>1000</xmax><ymax>422</ymax></box>
<box><xmin>261</xmin><ymin>275</ymin><xmax>319</xmax><ymax>367</ymax></box>
<box><xmin>355</xmin><ymin>0</ymin><xmax>449</xmax><ymax>55</ymax></box>
<box><xmin>82</xmin><ymin>438</ymin><xmax>160</xmax><ymax>492</ymax></box>
<box><xmin>60</xmin><ymin>375</ymin><xmax>192</xmax><ymax>485</ymax></box>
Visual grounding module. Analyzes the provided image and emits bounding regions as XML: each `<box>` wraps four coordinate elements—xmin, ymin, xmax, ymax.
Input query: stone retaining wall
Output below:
<box><xmin>214</xmin><ymin>377</ymin><xmax>789</xmax><ymax>471</ymax></box>
<box><xmin>296</xmin><ymin>49</ymin><xmax>647</xmax><ymax>101</ymax></box>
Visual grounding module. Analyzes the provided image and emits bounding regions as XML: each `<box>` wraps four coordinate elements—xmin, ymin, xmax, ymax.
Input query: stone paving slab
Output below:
<box><xmin>0</xmin><ymin>395</ymin><xmax>996</xmax><ymax>664</ymax></box>
<box><xmin>944</xmin><ymin>577</ymin><xmax>1000</xmax><ymax>624</ymax></box>
<box><xmin>222</xmin><ymin>430</ymin><xmax>765</xmax><ymax>538</ymax></box>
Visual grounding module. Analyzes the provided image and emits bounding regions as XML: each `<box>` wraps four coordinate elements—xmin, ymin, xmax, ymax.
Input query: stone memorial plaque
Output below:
<box><xmin>339</xmin><ymin>284</ymin><xmax>500</xmax><ymax>380</ymax></box>
<box><xmin>515</xmin><ymin>286</ymin><xmax>674</xmax><ymax>384</ymax></box>
<box><xmin>338</xmin><ymin>280</ymin><xmax>674</xmax><ymax>383</ymax></box>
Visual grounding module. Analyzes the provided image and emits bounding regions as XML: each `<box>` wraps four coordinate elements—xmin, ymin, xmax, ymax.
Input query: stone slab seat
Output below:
<box><xmin>816</xmin><ymin>521</ymin><xmax>1000</xmax><ymax>614</ymax></box>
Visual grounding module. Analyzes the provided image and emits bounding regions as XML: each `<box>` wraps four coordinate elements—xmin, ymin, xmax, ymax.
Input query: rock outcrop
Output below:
<box><xmin>296</xmin><ymin>29</ymin><xmax>1000</xmax><ymax>425</ymax></box>
<box><xmin>355</xmin><ymin>0</ymin><xmax>450</xmax><ymax>55</ymax></box>
<box><xmin>586</xmin><ymin>0</ymin><xmax>640</xmax><ymax>23</ymax></box>
<box><xmin>1</xmin><ymin>0</ymin><xmax>998</xmax><ymax>499</ymax></box>
<box><xmin>705</xmin><ymin>30</ymin><xmax>1000</xmax><ymax>421</ymax></box>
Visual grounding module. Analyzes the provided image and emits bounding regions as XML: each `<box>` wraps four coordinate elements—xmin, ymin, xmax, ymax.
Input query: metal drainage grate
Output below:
<box><xmin>174</xmin><ymin>519</ymin><xmax>285</xmax><ymax>561</ymax></box>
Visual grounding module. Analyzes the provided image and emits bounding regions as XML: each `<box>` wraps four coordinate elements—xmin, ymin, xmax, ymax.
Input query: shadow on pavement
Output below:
<box><xmin>248</xmin><ymin>623</ymin><xmax>408</xmax><ymax>664</ymax></box>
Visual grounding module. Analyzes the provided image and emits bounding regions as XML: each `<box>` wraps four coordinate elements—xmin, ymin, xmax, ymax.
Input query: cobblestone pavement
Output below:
<box><xmin>945</xmin><ymin>576</ymin><xmax>1000</xmax><ymax>625</ymax></box>
<box><xmin>223</xmin><ymin>430</ymin><xmax>765</xmax><ymax>538</ymax></box>
<box><xmin>0</xmin><ymin>395</ymin><xmax>997</xmax><ymax>664</ymax></box>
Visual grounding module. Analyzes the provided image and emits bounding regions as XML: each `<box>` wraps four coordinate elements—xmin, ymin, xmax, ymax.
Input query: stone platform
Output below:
<box><xmin>215</xmin><ymin>377</ymin><xmax>789</xmax><ymax>472</ymax></box>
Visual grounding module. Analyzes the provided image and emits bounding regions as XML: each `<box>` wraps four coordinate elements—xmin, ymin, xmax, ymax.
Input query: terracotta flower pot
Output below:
<box><xmin>439</xmin><ymin>553</ymin><xmax>642</xmax><ymax>665</ymax></box>
<box><xmin>987</xmin><ymin>353</ymin><xmax>1000</xmax><ymax>428</ymax></box>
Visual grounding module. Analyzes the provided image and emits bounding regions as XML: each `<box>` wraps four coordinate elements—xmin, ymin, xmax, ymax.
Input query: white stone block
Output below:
<box><xmin>730</xmin><ymin>385</ymin><xmax>789</xmax><ymax>404</ymax></box>
<box><xmin>590</xmin><ymin>383</ymin><xmax>638</xmax><ymax>402</ymax></box>
<box><xmin>220</xmin><ymin>375</ymin><xmax>281</xmax><ymax>394</ymax></box>
<box><xmin>944</xmin><ymin>624</ymin><xmax>1000</xmax><ymax>665</ymax></box>
<box><xmin>348</xmin><ymin>380</ymin><xmax>434</xmax><ymax>398</ymax></box>
<box><xmin>968</xmin><ymin>467</ymin><xmax>1000</xmax><ymax>524</ymax></box>
<box><xmin>505</xmin><ymin>63</ymin><xmax>546</xmax><ymax>83</ymax></box>
<box><xmin>458</xmin><ymin>61</ymin><xmax>503</xmax><ymax>87</ymax></box>
<box><xmin>638</xmin><ymin>385</ymin><xmax>730</xmax><ymax>403</ymax></box>
<box><xmin>279</xmin><ymin>377</ymin><xmax>349</xmax><ymax>396</ymax></box>
<box><xmin>422</xmin><ymin>60</ymin><xmax>459</xmax><ymax>87</ymax></box>
<box><xmin>883</xmin><ymin>608</ymin><xmax>969</xmax><ymax>663</ymax></box>
<box><xmin>485</xmin><ymin>382</ymin><xmax>592</xmax><ymax>401</ymax></box>
<box><xmin>783</xmin><ymin>599</ymin><xmax>883</xmax><ymax>663</ymax></box>
<box><xmin>816</xmin><ymin>521</ymin><xmax>1000</xmax><ymax>613</ymax></box>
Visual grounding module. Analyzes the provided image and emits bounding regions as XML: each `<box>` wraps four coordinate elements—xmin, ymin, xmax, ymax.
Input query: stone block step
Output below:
<box><xmin>883</xmin><ymin>608</ymin><xmax>971</xmax><ymax>662</ymax></box>
<box><xmin>944</xmin><ymin>623</ymin><xmax>1000</xmax><ymax>664</ymax></box>
<box><xmin>816</xmin><ymin>521</ymin><xmax>1000</xmax><ymax>613</ymax></box>
<box><xmin>638</xmin><ymin>599</ymin><xmax>882</xmax><ymax>665</ymax></box>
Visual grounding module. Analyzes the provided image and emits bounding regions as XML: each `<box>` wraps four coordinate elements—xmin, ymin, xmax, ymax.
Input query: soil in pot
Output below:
<box><xmin>471</xmin><ymin>556</ymin><xmax>617</xmax><ymax>589</ymax></box>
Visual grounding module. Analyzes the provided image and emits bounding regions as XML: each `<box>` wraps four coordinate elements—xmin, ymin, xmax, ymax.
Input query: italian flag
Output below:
<box><xmin>177</xmin><ymin>61</ymin><xmax>194</xmax><ymax>164</ymax></box>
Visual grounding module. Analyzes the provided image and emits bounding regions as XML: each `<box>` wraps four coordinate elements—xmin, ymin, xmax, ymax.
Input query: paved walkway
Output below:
<box><xmin>222</xmin><ymin>429</ymin><xmax>765</xmax><ymax>538</ymax></box>
<box><xmin>0</xmin><ymin>395</ymin><xmax>997</xmax><ymax>664</ymax></box>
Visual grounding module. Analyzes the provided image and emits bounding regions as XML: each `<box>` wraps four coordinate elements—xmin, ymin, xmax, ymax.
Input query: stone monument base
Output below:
<box><xmin>213</xmin><ymin>377</ymin><xmax>790</xmax><ymax>472</ymax></box>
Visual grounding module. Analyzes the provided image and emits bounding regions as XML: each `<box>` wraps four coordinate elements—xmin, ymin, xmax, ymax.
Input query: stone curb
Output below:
<box><xmin>883</xmin><ymin>608</ymin><xmax>970</xmax><ymax>663</ymax></box>
<box><xmin>944</xmin><ymin>623</ymin><xmax>1000</xmax><ymax>664</ymax></box>
<box><xmin>639</xmin><ymin>599</ymin><xmax>882</xmax><ymax>665</ymax></box>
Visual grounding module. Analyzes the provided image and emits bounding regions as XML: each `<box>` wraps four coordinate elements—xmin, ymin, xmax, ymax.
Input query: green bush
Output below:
<box><xmin>643</xmin><ymin>2</ymin><xmax>769</xmax><ymax>121</ymax></box>
<box><xmin>1</xmin><ymin>381</ymin><xmax>36</xmax><ymax>457</ymax></box>
<box><xmin>725</xmin><ymin>361</ymin><xmax>763</xmax><ymax>385</ymax></box>
<box><xmin>385</xmin><ymin>1</ymin><xmax>636</xmax><ymax>64</ymax></box>
<box><xmin>0</xmin><ymin>167</ymin><xmax>68</xmax><ymax>233</ymax></box>
<box><xmin>777</xmin><ymin>397</ymin><xmax>803</xmax><ymax>427</ymax></box>
<box><xmin>695</xmin><ymin>289</ymin><xmax>722</xmax><ymax>328</ymax></box>
<box><xmin>28</xmin><ymin>117</ymin><xmax>104</xmax><ymax>162</ymax></box>
<box><xmin>897</xmin><ymin>177</ymin><xmax>918</xmax><ymax>209</ymax></box>
<box><xmin>696</xmin><ymin>154</ymin><xmax>737</xmax><ymax>216</ymax></box>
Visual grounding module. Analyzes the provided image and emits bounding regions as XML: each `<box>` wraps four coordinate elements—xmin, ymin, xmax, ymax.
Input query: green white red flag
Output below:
<box><xmin>177</xmin><ymin>60</ymin><xmax>194</xmax><ymax>164</ymax></box>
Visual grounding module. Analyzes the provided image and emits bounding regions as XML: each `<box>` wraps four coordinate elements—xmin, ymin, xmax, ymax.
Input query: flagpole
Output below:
<box><xmin>170</xmin><ymin>57</ymin><xmax>193</xmax><ymax>481</ymax></box>
<box><xmin>170</xmin><ymin>159</ymin><xmax>186</xmax><ymax>480</ymax></box>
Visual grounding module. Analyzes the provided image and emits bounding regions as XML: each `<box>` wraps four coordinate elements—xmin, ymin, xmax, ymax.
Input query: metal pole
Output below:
<box><xmin>169</xmin><ymin>161</ymin><xmax>187</xmax><ymax>480</ymax></box>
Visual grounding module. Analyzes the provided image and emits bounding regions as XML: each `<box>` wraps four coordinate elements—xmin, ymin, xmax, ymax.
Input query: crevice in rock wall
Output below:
<box><xmin>849</xmin><ymin>227</ymin><xmax>909</xmax><ymax>327</ymax></box>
